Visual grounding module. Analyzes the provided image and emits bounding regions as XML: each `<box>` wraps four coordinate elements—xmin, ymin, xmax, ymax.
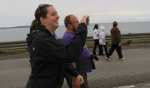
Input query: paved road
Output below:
<box><xmin>0</xmin><ymin>48</ymin><xmax>150</xmax><ymax>88</ymax></box>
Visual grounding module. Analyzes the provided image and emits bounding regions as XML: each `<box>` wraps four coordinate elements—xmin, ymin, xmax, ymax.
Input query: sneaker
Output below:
<box><xmin>119</xmin><ymin>57</ymin><xmax>126</xmax><ymax>61</ymax></box>
<box><xmin>106</xmin><ymin>57</ymin><xmax>111</xmax><ymax>61</ymax></box>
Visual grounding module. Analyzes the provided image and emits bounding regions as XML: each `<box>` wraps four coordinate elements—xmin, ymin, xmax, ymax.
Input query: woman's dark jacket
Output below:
<box><xmin>26</xmin><ymin>23</ymin><xmax>87</xmax><ymax>88</ymax></box>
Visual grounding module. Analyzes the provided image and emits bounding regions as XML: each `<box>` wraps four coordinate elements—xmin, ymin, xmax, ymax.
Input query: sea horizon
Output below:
<box><xmin>0</xmin><ymin>21</ymin><xmax>150</xmax><ymax>43</ymax></box>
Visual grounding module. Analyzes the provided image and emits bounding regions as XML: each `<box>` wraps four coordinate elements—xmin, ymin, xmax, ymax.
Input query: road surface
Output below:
<box><xmin>0</xmin><ymin>47</ymin><xmax>150</xmax><ymax>88</ymax></box>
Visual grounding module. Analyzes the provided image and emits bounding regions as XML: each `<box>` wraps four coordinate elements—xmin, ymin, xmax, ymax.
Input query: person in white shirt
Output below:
<box><xmin>92</xmin><ymin>24</ymin><xmax>101</xmax><ymax>55</ymax></box>
<box><xmin>99</xmin><ymin>25</ymin><xmax>109</xmax><ymax>57</ymax></box>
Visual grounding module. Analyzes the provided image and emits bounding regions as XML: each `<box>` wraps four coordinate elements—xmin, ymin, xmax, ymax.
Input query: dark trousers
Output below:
<box><xmin>26</xmin><ymin>78</ymin><xmax>62</xmax><ymax>88</ymax></box>
<box><xmin>108</xmin><ymin>43</ymin><xmax>123</xmax><ymax>59</ymax></box>
<box><xmin>64</xmin><ymin>73</ymin><xmax>72</xmax><ymax>88</ymax></box>
<box><xmin>93</xmin><ymin>39</ymin><xmax>100</xmax><ymax>55</ymax></box>
<box><xmin>99</xmin><ymin>45</ymin><xmax>109</xmax><ymax>57</ymax></box>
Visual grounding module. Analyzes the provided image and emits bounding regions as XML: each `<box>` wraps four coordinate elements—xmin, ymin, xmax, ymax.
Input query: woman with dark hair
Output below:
<box><xmin>26</xmin><ymin>4</ymin><xmax>88</xmax><ymax>88</ymax></box>
<box><xmin>92</xmin><ymin>24</ymin><xmax>101</xmax><ymax>55</ymax></box>
<box><xmin>93</xmin><ymin>24</ymin><xmax>98</xmax><ymax>30</ymax></box>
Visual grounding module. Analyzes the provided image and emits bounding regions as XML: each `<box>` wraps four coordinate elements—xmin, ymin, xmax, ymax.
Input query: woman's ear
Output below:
<box><xmin>40</xmin><ymin>17</ymin><xmax>45</xmax><ymax>25</ymax></box>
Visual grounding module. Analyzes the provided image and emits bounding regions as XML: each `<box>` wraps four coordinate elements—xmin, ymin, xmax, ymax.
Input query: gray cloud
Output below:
<box><xmin>0</xmin><ymin>0</ymin><xmax>150</xmax><ymax>27</ymax></box>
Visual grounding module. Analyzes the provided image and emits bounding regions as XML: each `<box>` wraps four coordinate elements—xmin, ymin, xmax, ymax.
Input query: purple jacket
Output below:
<box><xmin>63</xmin><ymin>31</ymin><xmax>92</xmax><ymax>73</ymax></box>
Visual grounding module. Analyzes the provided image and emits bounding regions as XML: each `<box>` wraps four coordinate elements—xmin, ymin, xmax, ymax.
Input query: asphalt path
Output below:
<box><xmin>0</xmin><ymin>47</ymin><xmax>150</xmax><ymax>88</ymax></box>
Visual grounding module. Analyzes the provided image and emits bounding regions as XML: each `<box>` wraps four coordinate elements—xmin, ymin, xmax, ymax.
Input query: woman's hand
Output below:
<box><xmin>72</xmin><ymin>75</ymin><xmax>84</xmax><ymax>88</ymax></box>
<box><xmin>80</xmin><ymin>16</ymin><xmax>89</xmax><ymax>25</ymax></box>
<box><xmin>77</xmin><ymin>75</ymin><xmax>84</xmax><ymax>84</ymax></box>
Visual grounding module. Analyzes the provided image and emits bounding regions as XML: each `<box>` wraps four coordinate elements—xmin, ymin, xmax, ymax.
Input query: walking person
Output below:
<box><xmin>63</xmin><ymin>15</ymin><xmax>98</xmax><ymax>88</ymax></box>
<box><xmin>107</xmin><ymin>21</ymin><xmax>125</xmax><ymax>61</ymax></box>
<box><xmin>98</xmin><ymin>25</ymin><xmax>109</xmax><ymax>58</ymax></box>
<box><xmin>92</xmin><ymin>24</ymin><xmax>101</xmax><ymax>55</ymax></box>
<box><xmin>26</xmin><ymin>4</ymin><xmax>88</xmax><ymax>88</ymax></box>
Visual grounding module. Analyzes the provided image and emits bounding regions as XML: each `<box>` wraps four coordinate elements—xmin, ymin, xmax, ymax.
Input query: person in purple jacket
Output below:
<box><xmin>63</xmin><ymin>15</ymin><xmax>99</xmax><ymax>88</ymax></box>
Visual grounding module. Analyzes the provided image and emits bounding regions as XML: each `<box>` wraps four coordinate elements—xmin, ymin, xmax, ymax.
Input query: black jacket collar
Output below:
<box><xmin>38</xmin><ymin>25</ymin><xmax>51</xmax><ymax>34</ymax></box>
<box><xmin>30</xmin><ymin>24</ymin><xmax>56</xmax><ymax>38</ymax></box>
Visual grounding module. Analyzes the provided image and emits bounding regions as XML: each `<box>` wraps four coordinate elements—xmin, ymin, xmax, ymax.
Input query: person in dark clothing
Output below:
<box><xmin>107</xmin><ymin>21</ymin><xmax>125</xmax><ymax>61</ymax></box>
<box><xmin>26</xmin><ymin>4</ymin><xmax>88</xmax><ymax>88</ymax></box>
<box><xmin>92</xmin><ymin>24</ymin><xmax>101</xmax><ymax>55</ymax></box>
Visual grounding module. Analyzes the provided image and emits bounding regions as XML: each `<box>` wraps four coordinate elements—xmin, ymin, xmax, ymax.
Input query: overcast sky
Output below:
<box><xmin>0</xmin><ymin>0</ymin><xmax>150</xmax><ymax>27</ymax></box>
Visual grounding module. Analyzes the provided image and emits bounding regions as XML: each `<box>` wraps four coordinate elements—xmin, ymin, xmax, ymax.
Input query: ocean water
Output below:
<box><xmin>0</xmin><ymin>21</ymin><xmax>150</xmax><ymax>42</ymax></box>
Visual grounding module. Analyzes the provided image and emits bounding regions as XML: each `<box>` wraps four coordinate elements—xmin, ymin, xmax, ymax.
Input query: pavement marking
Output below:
<box><xmin>113</xmin><ymin>85</ymin><xmax>136</xmax><ymax>88</ymax></box>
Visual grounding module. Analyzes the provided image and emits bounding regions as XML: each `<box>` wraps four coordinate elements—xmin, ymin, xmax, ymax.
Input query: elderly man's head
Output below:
<box><xmin>64</xmin><ymin>15</ymin><xmax>79</xmax><ymax>32</ymax></box>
